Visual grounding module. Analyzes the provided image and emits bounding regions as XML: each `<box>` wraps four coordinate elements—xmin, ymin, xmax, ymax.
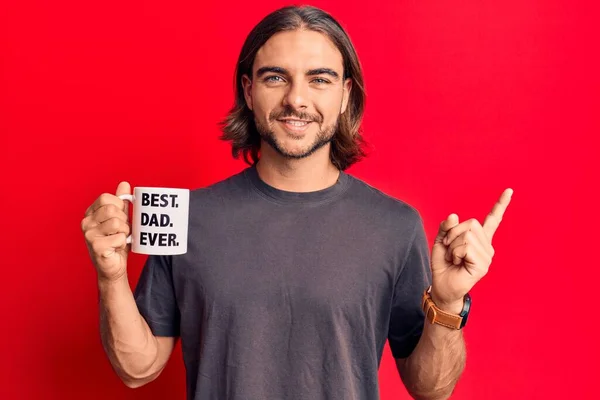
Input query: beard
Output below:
<box><xmin>255</xmin><ymin>108</ymin><xmax>339</xmax><ymax>160</ymax></box>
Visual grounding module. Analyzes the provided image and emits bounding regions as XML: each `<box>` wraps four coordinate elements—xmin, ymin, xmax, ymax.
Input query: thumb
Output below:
<box><xmin>434</xmin><ymin>213</ymin><xmax>459</xmax><ymax>244</ymax></box>
<box><xmin>115</xmin><ymin>181</ymin><xmax>131</xmax><ymax>214</ymax></box>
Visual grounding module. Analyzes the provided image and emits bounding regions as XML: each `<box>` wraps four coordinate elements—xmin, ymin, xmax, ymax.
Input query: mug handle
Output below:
<box><xmin>118</xmin><ymin>194</ymin><xmax>134</xmax><ymax>244</ymax></box>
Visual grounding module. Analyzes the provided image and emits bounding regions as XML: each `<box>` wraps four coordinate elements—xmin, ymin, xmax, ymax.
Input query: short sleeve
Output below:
<box><xmin>134</xmin><ymin>254</ymin><xmax>181</xmax><ymax>337</ymax></box>
<box><xmin>388</xmin><ymin>215</ymin><xmax>433</xmax><ymax>359</ymax></box>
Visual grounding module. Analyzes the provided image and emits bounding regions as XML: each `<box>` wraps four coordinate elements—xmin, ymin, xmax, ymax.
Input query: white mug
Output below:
<box><xmin>118</xmin><ymin>187</ymin><xmax>190</xmax><ymax>255</ymax></box>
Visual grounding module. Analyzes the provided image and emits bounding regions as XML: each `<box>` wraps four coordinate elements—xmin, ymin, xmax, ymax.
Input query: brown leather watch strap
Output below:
<box><xmin>422</xmin><ymin>288</ymin><xmax>465</xmax><ymax>330</ymax></box>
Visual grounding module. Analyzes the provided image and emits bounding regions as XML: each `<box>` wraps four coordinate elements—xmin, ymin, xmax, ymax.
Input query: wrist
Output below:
<box><xmin>97</xmin><ymin>273</ymin><xmax>129</xmax><ymax>290</ymax></box>
<box><xmin>430</xmin><ymin>293</ymin><xmax>464</xmax><ymax>315</ymax></box>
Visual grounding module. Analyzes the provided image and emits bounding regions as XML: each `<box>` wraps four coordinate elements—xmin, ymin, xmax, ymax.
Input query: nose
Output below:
<box><xmin>282</xmin><ymin>80</ymin><xmax>309</xmax><ymax>110</ymax></box>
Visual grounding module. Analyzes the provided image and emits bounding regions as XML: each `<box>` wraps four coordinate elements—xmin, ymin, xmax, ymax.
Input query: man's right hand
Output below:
<box><xmin>82</xmin><ymin>181</ymin><xmax>132</xmax><ymax>282</ymax></box>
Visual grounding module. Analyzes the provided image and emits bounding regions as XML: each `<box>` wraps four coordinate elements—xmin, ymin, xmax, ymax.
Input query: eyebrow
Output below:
<box><xmin>255</xmin><ymin>66</ymin><xmax>340</xmax><ymax>80</ymax></box>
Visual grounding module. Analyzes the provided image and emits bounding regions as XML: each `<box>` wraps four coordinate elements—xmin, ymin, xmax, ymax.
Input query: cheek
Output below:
<box><xmin>250</xmin><ymin>101</ymin><xmax>270</xmax><ymax>126</ymax></box>
<box><xmin>253</xmin><ymin>89</ymin><xmax>281</xmax><ymax>116</ymax></box>
<box><xmin>316</xmin><ymin>93</ymin><xmax>343</xmax><ymax>120</ymax></box>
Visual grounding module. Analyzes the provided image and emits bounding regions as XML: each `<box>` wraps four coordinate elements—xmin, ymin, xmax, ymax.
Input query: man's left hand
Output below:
<box><xmin>429</xmin><ymin>188</ymin><xmax>514</xmax><ymax>313</ymax></box>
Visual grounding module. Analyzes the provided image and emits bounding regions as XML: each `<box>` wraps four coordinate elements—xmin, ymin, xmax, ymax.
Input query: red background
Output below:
<box><xmin>1</xmin><ymin>0</ymin><xmax>598</xmax><ymax>399</ymax></box>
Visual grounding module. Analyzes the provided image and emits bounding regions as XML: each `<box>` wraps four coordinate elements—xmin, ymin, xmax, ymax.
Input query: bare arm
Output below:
<box><xmin>82</xmin><ymin>183</ymin><xmax>177</xmax><ymax>388</ymax></box>
<box><xmin>99</xmin><ymin>275</ymin><xmax>177</xmax><ymax>388</ymax></box>
<box><xmin>394</xmin><ymin>190</ymin><xmax>512</xmax><ymax>399</ymax></box>
<box><xmin>395</xmin><ymin>301</ymin><xmax>466</xmax><ymax>400</ymax></box>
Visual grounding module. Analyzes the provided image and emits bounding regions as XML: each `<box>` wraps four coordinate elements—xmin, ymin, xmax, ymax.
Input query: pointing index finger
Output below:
<box><xmin>483</xmin><ymin>188</ymin><xmax>513</xmax><ymax>240</ymax></box>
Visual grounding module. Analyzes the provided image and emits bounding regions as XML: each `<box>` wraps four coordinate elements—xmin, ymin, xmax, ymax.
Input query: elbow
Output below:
<box><xmin>406</xmin><ymin>383</ymin><xmax>457</xmax><ymax>400</ymax></box>
<box><xmin>119</xmin><ymin>371</ymin><xmax>160</xmax><ymax>389</ymax></box>
<box><xmin>408</xmin><ymin>392</ymin><xmax>452</xmax><ymax>400</ymax></box>
<box><xmin>117</xmin><ymin>365</ymin><xmax>163</xmax><ymax>389</ymax></box>
<box><xmin>121</xmin><ymin>378</ymin><xmax>147</xmax><ymax>389</ymax></box>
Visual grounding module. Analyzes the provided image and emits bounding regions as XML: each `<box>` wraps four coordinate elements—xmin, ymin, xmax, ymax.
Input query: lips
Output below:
<box><xmin>278</xmin><ymin>119</ymin><xmax>313</xmax><ymax>133</ymax></box>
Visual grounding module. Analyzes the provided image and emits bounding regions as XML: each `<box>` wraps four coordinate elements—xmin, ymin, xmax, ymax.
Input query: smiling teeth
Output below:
<box><xmin>286</xmin><ymin>120</ymin><xmax>309</xmax><ymax>126</ymax></box>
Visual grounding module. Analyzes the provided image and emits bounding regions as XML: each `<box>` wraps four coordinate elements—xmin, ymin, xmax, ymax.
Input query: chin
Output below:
<box><xmin>283</xmin><ymin>147</ymin><xmax>315</xmax><ymax>159</ymax></box>
<box><xmin>277</xmin><ymin>137</ymin><xmax>331</xmax><ymax>160</ymax></box>
<box><xmin>273</xmin><ymin>128</ymin><xmax>314</xmax><ymax>150</ymax></box>
<box><xmin>258</xmin><ymin>120</ymin><xmax>334</xmax><ymax>160</ymax></box>
<box><xmin>275</xmin><ymin>142</ymin><xmax>315</xmax><ymax>159</ymax></box>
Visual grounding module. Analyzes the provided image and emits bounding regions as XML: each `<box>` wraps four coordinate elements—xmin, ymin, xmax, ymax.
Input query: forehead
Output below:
<box><xmin>253</xmin><ymin>29</ymin><xmax>344</xmax><ymax>74</ymax></box>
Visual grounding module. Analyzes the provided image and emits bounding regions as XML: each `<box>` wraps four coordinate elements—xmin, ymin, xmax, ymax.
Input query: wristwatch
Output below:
<box><xmin>421</xmin><ymin>286</ymin><xmax>471</xmax><ymax>330</ymax></box>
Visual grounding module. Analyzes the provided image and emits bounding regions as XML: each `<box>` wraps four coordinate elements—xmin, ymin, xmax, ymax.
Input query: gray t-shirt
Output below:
<box><xmin>134</xmin><ymin>165</ymin><xmax>432</xmax><ymax>400</ymax></box>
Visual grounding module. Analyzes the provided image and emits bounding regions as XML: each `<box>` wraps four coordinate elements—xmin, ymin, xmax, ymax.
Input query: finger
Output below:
<box><xmin>434</xmin><ymin>214</ymin><xmax>460</xmax><ymax>244</ymax></box>
<box><xmin>452</xmin><ymin>242</ymin><xmax>466</xmax><ymax>266</ymax></box>
<box><xmin>444</xmin><ymin>218</ymin><xmax>494</xmax><ymax>255</ymax></box>
<box><xmin>443</xmin><ymin>218</ymin><xmax>480</xmax><ymax>246</ymax></box>
<box><xmin>483</xmin><ymin>188</ymin><xmax>514</xmax><ymax>240</ymax></box>
<box><xmin>452</xmin><ymin>240</ymin><xmax>475</xmax><ymax>266</ymax></box>
<box><xmin>449</xmin><ymin>231</ymin><xmax>483</xmax><ymax>265</ymax></box>
<box><xmin>82</xmin><ymin>204</ymin><xmax>129</xmax><ymax>232</ymax></box>
<box><xmin>447</xmin><ymin>231</ymin><xmax>469</xmax><ymax>264</ymax></box>
<box><xmin>90</xmin><ymin>232</ymin><xmax>129</xmax><ymax>259</ymax></box>
<box><xmin>85</xmin><ymin>191</ymin><xmax>126</xmax><ymax>217</ymax></box>
<box><xmin>85</xmin><ymin>218</ymin><xmax>130</xmax><ymax>241</ymax></box>
<box><xmin>115</xmin><ymin>181</ymin><xmax>131</xmax><ymax>215</ymax></box>
<box><xmin>96</xmin><ymin>217</ymin><xmax>131</xmax><ymax>237</ymax></box>
<box><xmin>447</xmin><ymin>230</ymin><xmax>493</xmax><ymax>265</ymax></box>
<box><xmin>452</xmin><ymin>237</ymin><xmax>490</xmax><ymax>269</ymax></box>
<box><xmin>95</xmin><ymin>204</ymin><xmax>128</xmax><ymax>224</ymax></box>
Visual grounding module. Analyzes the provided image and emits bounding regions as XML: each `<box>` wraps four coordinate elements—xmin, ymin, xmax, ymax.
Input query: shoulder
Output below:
<box><xmin>344</xmin><ymin>173</ymin><xmax>423</xmax><ymax>225</ymax></box>
<box><xmin>189</xmin><ymin>168</ymin><xmax>250</xmax><ymax>204</ymax></box>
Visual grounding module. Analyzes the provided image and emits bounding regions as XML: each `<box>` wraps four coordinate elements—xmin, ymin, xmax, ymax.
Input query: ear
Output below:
<box><xmin>241</xmin><ymin>74</ymin><xmax>253</xmax><ymax>111</ymax></box>
<box><xmin>340</xmin><ymin>78</ymin><xmax>352</xmax><ymax>114</ymax></box>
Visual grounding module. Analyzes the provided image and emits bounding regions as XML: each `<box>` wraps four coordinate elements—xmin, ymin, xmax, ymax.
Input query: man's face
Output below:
<box><xmin>242</xmin><ymin>29</ymin><xmax>352</xmax><ymax>160</ymax></box>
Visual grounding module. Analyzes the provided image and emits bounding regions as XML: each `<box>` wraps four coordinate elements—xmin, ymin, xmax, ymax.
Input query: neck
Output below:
<box><xmin>256</xmin><ymin>143</ymin><xmax>340</xmax><ymax>193</ymax></box>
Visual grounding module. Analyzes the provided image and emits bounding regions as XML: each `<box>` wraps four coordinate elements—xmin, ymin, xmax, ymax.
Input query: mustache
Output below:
<box><xmin>269</xmin><ymin>108</ymin><xmax>322</xmax><ymax>123</ymax></box>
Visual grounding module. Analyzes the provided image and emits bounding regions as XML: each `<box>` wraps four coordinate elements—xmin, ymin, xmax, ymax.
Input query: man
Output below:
<box><xmin>81</xmin><ymin>5</ymin><xmax>513</xmax><ymax>400</ymax></box>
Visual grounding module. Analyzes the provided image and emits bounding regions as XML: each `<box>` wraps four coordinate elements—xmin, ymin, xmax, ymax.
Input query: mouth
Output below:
<box><xmin>277</xmin><ymin>119</ymin><xmax>313</xmax><ymax>133</ymax></box>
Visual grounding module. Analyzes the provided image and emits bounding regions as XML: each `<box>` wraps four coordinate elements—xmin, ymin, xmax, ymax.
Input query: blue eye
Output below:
<box><xmin>265</xmin><ymin>76</ymin><xmax>284</xmax><ymax>82</ymax></box>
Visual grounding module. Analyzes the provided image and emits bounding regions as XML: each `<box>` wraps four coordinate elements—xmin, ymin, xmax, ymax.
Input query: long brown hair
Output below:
<box><xmin>218</xmin><ymin>5</ymin><xmax>368</xmax><ymax>171</ymax></box>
